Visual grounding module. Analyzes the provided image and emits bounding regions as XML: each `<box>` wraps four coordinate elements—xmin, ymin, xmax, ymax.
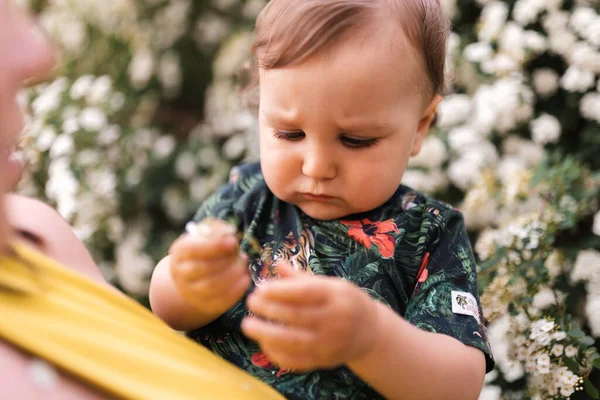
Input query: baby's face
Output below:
<box><xmin>258</xmin><ymin>32</ymin><xmax>440</xmax><ymax>220</ymax></box>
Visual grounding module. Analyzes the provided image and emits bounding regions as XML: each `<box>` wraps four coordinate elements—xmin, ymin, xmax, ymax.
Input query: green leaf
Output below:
<box><xmin>563</xmin><ymin>357</ymin><xmax>580</xmax><ymax>373</ymax></box>
<box><xmin>584</xmin><ymin>379</ymin><xmax>600</xmax><ymax>399</ymax></box>
<box><xmin>594</xmin><ymin>358</ymin><xmax>600</xmax><ymax>369</ymax></box>
<box><xmin>580</xmin><ymin>336</ymin><xmax>596</xmax><ymax>347</ymax></box>
<box><xmin>569</xmin><ymin>329</ymin><xmax>585</xmax><ymax>338</ymax></box>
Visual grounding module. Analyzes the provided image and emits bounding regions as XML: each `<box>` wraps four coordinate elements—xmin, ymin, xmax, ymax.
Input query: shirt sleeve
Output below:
<box><xmin>404</xmin><ymin>210</ymin><xmax>495</xmax><ymax>373</ymax></box>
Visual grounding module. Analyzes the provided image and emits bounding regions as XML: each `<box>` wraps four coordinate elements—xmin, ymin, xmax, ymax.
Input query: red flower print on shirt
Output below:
<box><xmin>251</xmin><ymin>351</ymin><xmax>291</xmax><ymax>377</ymax></box>
<box><xmin>341</xmin><ymin>218</ymin><xmax>399</xmax><ymax>258</ymax></box>
<box><xmin>417</xmin><ymin>252</ymin><xmax>430</xmax><ymax>283</ymax></box>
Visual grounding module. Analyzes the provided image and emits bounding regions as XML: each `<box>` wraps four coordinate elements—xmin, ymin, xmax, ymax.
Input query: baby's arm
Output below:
<box><xmin>346</xmin><ymin>302</ymin><xmax>486</xmax><ymax>400</ymax></box>
<box><xmin>150</xmin><ymin>220</ymin><xmax>251</xmax><ymax>331</ymax></box>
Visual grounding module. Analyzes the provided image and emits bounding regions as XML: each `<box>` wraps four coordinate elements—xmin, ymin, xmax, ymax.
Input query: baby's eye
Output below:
<box><xmin>341</xmin><ymin>136</ymin><xmax>379</xmax><ymax>149</ymax></box>
<box><xmin>273</xmin><ymin>130</ymin><xmax>305</xmax><ymax>141</ymax></box>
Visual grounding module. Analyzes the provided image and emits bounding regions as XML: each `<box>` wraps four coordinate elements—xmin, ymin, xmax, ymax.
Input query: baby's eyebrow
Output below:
<box><xmin>338</xmin><ymin>121</ymin><xmax>394</xmax><ymax>135</ymax></box>
<box><xmin>262</xmin><ymin>110</ymin><xmax>298</xmax><ymax>126</ymax></box>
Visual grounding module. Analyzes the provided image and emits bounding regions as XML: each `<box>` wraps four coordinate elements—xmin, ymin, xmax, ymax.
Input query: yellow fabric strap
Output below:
<box><xmin>0</xmin><ymin>243</ymin><xmax>284</xmax><ymax>400</ymax></box>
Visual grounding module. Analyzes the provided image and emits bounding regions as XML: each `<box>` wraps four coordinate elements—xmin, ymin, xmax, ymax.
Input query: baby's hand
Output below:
<box><xmin>169</xmin><ymin>218</ymin><xmax>251</xmax><ymax>317</ymax></box>
<box><xmin>242</xmin><ymin>262</ymin><xmax>379</xmax><ymax>372</ymax></box>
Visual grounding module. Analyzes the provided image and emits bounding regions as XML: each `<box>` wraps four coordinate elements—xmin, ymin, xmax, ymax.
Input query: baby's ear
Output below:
<box><xmin>411</xmin><ymin>95</ymin><xmax>443</xmax><ymax>156</ymax></box>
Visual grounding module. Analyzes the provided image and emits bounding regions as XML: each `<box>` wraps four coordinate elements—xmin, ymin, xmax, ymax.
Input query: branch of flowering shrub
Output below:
<box><xmin>477</xmin><ymin>156</ymin><xmax>600</xmax><ymax>399</ymax></box>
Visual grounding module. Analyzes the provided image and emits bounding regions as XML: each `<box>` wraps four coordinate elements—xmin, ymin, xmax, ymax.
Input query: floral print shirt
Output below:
<box><xmin>188</xmin><ymin>163</ymin><xmax>494</xmax><ymax>399</ymax></box>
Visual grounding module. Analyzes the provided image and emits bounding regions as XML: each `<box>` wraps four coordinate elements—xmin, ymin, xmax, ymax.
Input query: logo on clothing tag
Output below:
<box><xmin>451</xmin><ymin>291</ymin><xmax>480</xmax><ymax>324</ymax></box>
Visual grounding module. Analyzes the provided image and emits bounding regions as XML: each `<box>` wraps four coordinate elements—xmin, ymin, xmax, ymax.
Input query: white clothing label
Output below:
<box><xmin>451</xmin><ymin>291</ymin><xmax>481</xmax><ymax>324</ymax></box>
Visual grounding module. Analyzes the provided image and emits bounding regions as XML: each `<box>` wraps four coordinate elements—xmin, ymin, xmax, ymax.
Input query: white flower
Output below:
<box><xmin>401</xmin><ymin>169</ymin><xmax>449</xmax><ymax>194</ymax></box>
<box><xmin>568</xmin><ymin>41</ymin><xmax>600</xmax><ymax>73</ymax></box>
<box><xmin>448</xmin><ymin>126</ymin><xmax>483</xmax><ymax>151</ymax></box>
<box><xmin>532</xmin><ymin>288</ymin><xmax>556</xmax><ymax>311</ymax></box>
<box><xmin>87</xmin><ymin>75</ymin><xmax>113</xmax><ymax>105</ymax></box>
<box><xmin>162</xmin><ymin>186</ymin><xmax>188</xmax><ymax>222</ymax></box>
<box><xmin>537</xmin><ymin>353</ymin><xmax>551</xmax><ymax>366</ymax></box>
<box><xmin>532</xmin><ymin>69</ymin><xmax>560</xmax><ymax>98</ymax></box>
<box><xmin>45</xmin><ymin>158</ymin><xmax>79</xmax><ymax>220</ymax></box>
<box><xmin>49</xmin><ymin>135</ymin><xmax>74</xmax><ymax>158</ymax></box>
<box><xmin>175</xmin><ymin>152</ymin><xmax>197</xmax><ymax>180</ymax></box>
<box><xmin>564</xmin><ymin>345</ymin><xmax>578</xmax><ymax>358</ymax></box>
<box><xmin>36</xmin><ymin>126</ymin><xmax>57</xmax><ymax>152</ymax></box>
<box><xmin>79</xmin><ymin>108</ymin><xmax>108</xmax><ymax>132</ymax></box>
<box><xmin>570</xmin><ymin>7</ymin><xmax>597</xmax><ymax>36</ymax></box>
<box><xmin>62</xmin><ymin>117</ymin><xmax>80</xmax><ymax>135</ymax></box>
<box><xmin>481</xmin><ymin>53</ymin><xmax>519</xmax><ymax>75</ymax></box>
<box><xmin>552</xmin><ymin>331</ymin><xmax>567</xmax><ymax>341</ymax></box>
<box><xmin>593</xmin><ymin>211</ymin><xmax>600</xmax><ymax>237</ymax></box>
<box><xmin>222</xmin><ymin>133</ymin><xmax>247</xmax><ymax>160</ymax></box>
<box><xmin>543</xmin><ymin>10</ymin><xmax>570</xmax><ymax>33</ymax></box>
<box><xmin>69</xmin><ymin>75</ymin><xmax>95</xmax><ymax>100</ymax></box>
<box><xmin>194</xmin><ymin>12</ymin><xmax>230</xmax><ymax>49</ymax></box>
<box><xmin>561</xmin><ymin>66</ymin><xmax>596</xmax><ymax>92</ymax></box>
<box><xmin>571</xmin><ymin>249</ymin><xmax>600</xmax><ymax>283</ymax></box>
<box><xmin>98</xmin><ymin>125</ymin><xmax>121</xmax><ymax>146</ymax></box>
<box><xmin>560</xmin><ymin>387</ymin><xmax>575</xmax><ymax>397</ymax></box>
<box><xmin>549</xmin><ymin>31</ymin><xmax>577</xmax><ymax>57</ymax></box>
<box><xmin>530</xmin><ymin>113</ymin><xmax>561</xmax><ymax>145</ymax></box>
<box><xmin>478</xmin><ymin>385</ymin><xmax>502</xmax><ymax>400</ymax></box>
<box><xmin>115</xmin><ymin>227</ymin><xmax>154</xmax><ymax>296</ymax></box>
<box><xmin>551</xmin><ymin>344</ymin><xmax>564</xmax><ymax>357</ymax></box>
<box><xmin>438</xmin><ymin>95</ymin><xmax>472</xmax><ymax>127</ymax></box>
<box><xmin>464</xmin><ymin>42</ymin><xmax>494</xmax><ymax>63</ymax></box>
<box><xmin>158</xmin><ymin>51</ymin><xmax>182</xmax><ymax>98</ymax></box>
<box><xmin>499</xmin><ymin>22</ymin><xmax>526</xmax><ymax>62</ymax></box>
<box><xmin>32</xmin><ymin>86</ymin><xmax>63</xmax><ymax>115</ymax></box>
<box><xmin>585</xmin><ymin>294</ymin><xmax>600</xmax><ymax>337</ymax></box>
<box><xmin>478</xmin><ymin>2</ymin><xmax>509</xmax><ymax>42</ymax></box>
<box><xmin>129</xmin><ymin>48</ymin><xmax>154</xmax><ymax>89</ymax></box>
<box><xmin>153</xmin><ymin>135</ymin><xmax>177</xmax><ymax>159</ymax></box>
<box><xmin>409</xmin><ymin>136</ymin><xmax>447</xmax><ymax>169</ymax></box>
<box><xmin>439</xmin><ymin>0</ymin><xmax>457</xmax><ymax>20</ymax></box>
<box><xmin>537</xmin><ymin>332</ymin><xmax>552</xmax><ymax>346</ymax></box>
<box><xmin>512</xmin><ymin>0</ymin><xmax>544</xmax><ymax>26</ymax></box>
<box><xmin>580</xmin><ymin>92</ymin><xmax>600</xmax><ymax>122</ymax></box>
<box><xmin>197</xmin><ymin>146</ymin><xmax>220</xmax><ymax>168</ymax></box>
<box><xmin>110</xmin><ymin>92</ymin><xmax>126</xmax><ymax>112</ymax></box>
<box><xmin>523</xmin><ymin>30</ymin><xmax>547</xmax><ymax>54</ymax></box>
<box><xmin>502</xmin><ymin>136</ymin><xmax>544</xmax><ymax>167</ymax></box>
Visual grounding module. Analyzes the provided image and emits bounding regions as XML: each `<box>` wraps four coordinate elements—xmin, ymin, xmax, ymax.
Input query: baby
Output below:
<box><xmin>150</xmin><ymin>1</ymin><xmax>494</xmax><ymax>399</ymax></box>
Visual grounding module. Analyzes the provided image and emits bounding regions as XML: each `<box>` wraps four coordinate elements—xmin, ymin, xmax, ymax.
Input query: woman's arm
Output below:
<box><xmin>347</xmin><ymin>301</ymin><xmax>486</xmax><ymax>400</ymax></box>
<box><xmin>5</xmin><ymin>194</ymin><xmax>104</xmax><ymax>283</ymax></box>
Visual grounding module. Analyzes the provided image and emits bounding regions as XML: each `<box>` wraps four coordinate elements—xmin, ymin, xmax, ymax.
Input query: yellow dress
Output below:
<box><xmin>0</xmin><ymin>243</ymin><xmax>284</xmax><ymax>400</ymax></box>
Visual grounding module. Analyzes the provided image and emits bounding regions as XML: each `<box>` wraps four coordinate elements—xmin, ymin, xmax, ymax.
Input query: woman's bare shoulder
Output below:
<box><xmin>5</xmin><ymin>194</ymin><xmax>105</xmax><ymax>283</ymax></box>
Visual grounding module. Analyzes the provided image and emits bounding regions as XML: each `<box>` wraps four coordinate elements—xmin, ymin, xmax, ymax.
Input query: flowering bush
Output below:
<box><xmin>16</xmin><ymin>0</ymin><xmax>600</xmax><ymax>397</ymax></box>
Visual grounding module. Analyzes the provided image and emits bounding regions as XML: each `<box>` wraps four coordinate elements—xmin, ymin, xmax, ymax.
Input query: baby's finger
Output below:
<box><xmin>171</xmin><ymin>234</ymin><xmax>239</xmax><ymax>261</ymax></box>
<box><xmin>246</xmin><ymin>293</ymin><xmax>322</xmax><ymax>327</ymax></box>
<box><xmin>187</xmin><ymin>255</ymin><xmax>250</xmax><ymax>295</ymax></box>
<box><xmin>173</xmin><ymin>252</ymin><xmax>247</xmax><ymax>281</ymax></box>
<box><xmin>241</xmin><ymin>316</ymin><xmax>315</xmax><ymax>354</ymax></box>
<box><xmin>255</xmin><ymin>276</ymin><xmax>330</xmax><ymax>305</ymax></box>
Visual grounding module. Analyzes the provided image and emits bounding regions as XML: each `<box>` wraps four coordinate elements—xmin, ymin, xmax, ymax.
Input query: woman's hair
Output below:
<box><xmin>251</xmin><ymin>0</ymin><xmax>450</xmax><ymax>99</ymax></box>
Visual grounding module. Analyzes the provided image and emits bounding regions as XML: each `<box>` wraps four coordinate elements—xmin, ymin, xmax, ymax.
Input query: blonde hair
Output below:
<box><xmin>252</xmin><ymin>0</ymin><xmax>450</xmax><ymax>99</ymax></box>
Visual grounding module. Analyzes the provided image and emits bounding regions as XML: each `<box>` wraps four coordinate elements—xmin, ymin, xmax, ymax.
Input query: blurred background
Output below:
<box><xmin>13</xmin><ymin>0</ymin><xmax>600</xmax><ymax>398</ymax></box>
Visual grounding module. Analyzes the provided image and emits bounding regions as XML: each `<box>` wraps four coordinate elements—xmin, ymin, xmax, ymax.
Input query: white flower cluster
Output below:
<box><xmin>487</xmin><ymin>314</ymin><xmax>585</xmax><ymax>399</ymax></box>
<box><xmin>516</xmin><ymin>318</ymin><xmax>584</xmax><ymax>398</ymax></box>
<box><xmin>420</xmin><ymin>2</ymin><xmax>600</xmax><ymax>235</ymax></box>
<box><xmin>571</xmin><ymin>250</ymin><xmax>600</xmax><ymax>337</ymax></box>
<box><xmin>18</xmin><ymin>76</ymin><xmax>186</xmax><ymax>290</ymax></box>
